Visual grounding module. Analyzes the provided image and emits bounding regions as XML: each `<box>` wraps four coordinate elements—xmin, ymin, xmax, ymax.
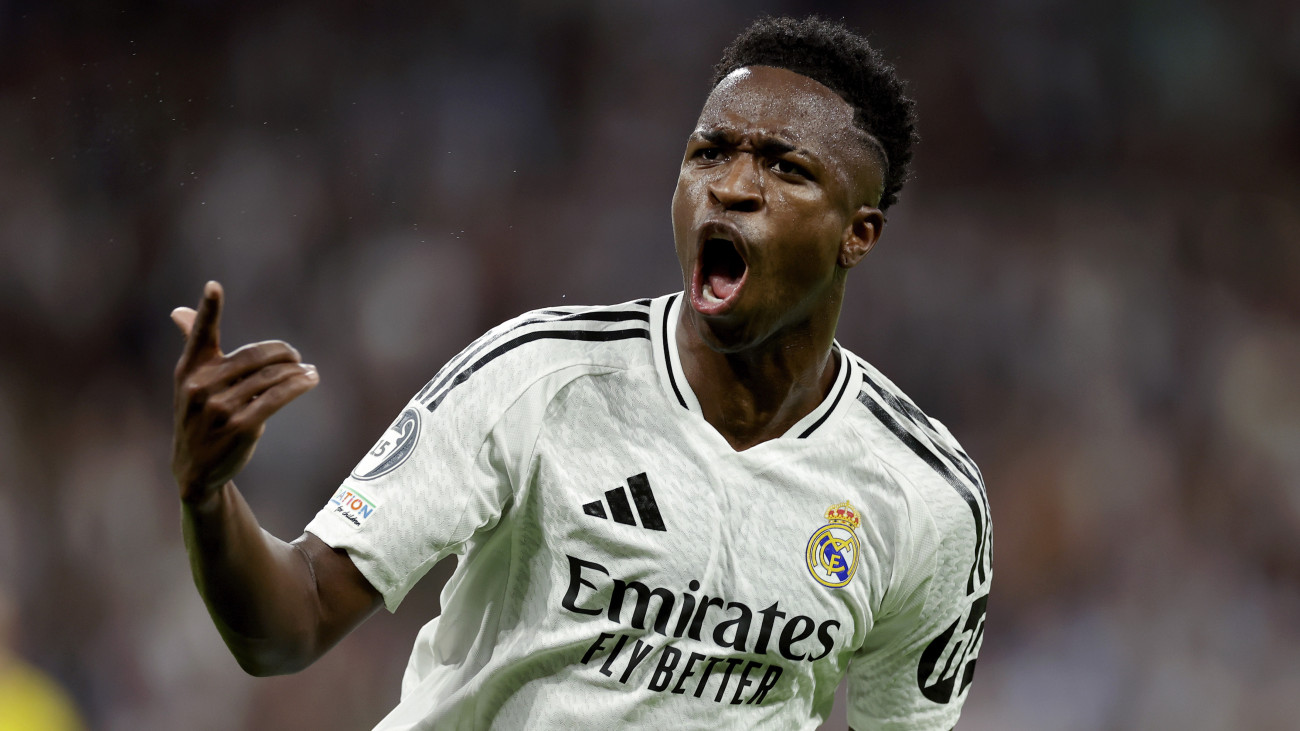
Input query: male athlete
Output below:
<box><xmin>171</xmin><ymin>16</ymin><xmax>990</xmax><ymax>730</ymax></box>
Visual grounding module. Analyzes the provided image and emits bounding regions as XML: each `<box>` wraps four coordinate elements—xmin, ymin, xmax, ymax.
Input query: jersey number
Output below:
<box><xmin>916</xmin><ymin>593</ymin><xmax>987</xmax><ymax>704</ymax></box>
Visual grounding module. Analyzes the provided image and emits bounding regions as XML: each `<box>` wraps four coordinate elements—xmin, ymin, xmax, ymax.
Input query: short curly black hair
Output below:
<box><xmin>712</xmin><ymin>16</ymin><xmax>918</xmax><ymax>211</ymax></box>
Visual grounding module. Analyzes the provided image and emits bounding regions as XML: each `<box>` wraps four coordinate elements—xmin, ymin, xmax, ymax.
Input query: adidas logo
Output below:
<box><xmin>582</xmin><ymin>472</ymin><xmax>666</xmax><ymax>531</ymax></box>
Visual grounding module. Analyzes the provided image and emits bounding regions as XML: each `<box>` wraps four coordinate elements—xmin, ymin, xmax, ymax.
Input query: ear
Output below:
<box><xmin>838</xmin><ymin>206</ymin><xmax>884</xmax><ymax>269</ymax></box>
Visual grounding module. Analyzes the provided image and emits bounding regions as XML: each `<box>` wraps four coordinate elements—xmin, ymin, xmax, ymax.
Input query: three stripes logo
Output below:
<box><xmin>581</xmin><ymin>472</ymin><xmax>666</xmax><ymax>531</ymax></box>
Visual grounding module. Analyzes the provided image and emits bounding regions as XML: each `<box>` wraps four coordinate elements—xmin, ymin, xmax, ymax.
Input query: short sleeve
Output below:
<box><xmin>304</xmin><ymin>319</ymin><xmax>585</xmax><ymax>612</ymax></box>
<box><xmin>845</xmin><ymin>494</ymin><xmax>991</xmax><ymax>730</ymax></box>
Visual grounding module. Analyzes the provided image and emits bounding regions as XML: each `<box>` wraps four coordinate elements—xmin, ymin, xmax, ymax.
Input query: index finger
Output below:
<box><xmin>180</xmin><ymin>280</ymin><xmax>224</xmax><ymax>367</ymax></box>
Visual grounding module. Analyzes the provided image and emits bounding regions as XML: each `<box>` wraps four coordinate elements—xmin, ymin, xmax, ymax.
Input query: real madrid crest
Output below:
<box><xmin>806</xmin><ymin>501</ymin><xmax>861</xmax><ymax>588</ymax></box>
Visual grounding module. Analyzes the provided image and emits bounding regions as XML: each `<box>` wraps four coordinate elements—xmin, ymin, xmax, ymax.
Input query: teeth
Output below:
<box><xmin>702</xmin><ymin>282</ymin><xmax>722</xmax><ymax>303</ymax></box>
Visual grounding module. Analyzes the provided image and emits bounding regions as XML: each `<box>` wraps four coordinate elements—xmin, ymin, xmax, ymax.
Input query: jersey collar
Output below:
<box><xmin>650</xmin><ymin>292</ymin><xmax>857</xmax><ymax>441</ymax></box>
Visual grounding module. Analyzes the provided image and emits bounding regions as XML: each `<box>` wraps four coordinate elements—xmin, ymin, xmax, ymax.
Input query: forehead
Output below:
<box><xmin>698</xmin><ymin>66</ymin><xmax>863</xmax><ymax>155</ymax></box>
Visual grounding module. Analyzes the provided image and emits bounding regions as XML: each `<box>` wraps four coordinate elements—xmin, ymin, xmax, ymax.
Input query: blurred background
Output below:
<box><xmin>1</xmin><ymin>0</ymin><xmax>1297</xmax><ymax>728</ymax></box>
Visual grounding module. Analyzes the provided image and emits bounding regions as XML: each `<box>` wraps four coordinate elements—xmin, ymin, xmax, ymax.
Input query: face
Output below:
<box><xmin>671</xmin><ymin>65</ymin><xmax>884</xmax><ymax>353</ymax></box>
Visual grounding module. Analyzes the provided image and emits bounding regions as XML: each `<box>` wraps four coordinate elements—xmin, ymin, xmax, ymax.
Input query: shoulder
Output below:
<box><xmin>839</xmin><ymin>346</ymin><xmax>985</xmax><ymax>510</ymax></box>
<box><xmin>841</xmin><ymin>348</ymin><xmax>978</xmax><ymax>475</ymax></box>
<box><xmin>839</xmin><ymin>347</ymin><xmax>992</xmax><ymax>598</ymax></box>
<box><xmin>411</xmin><ymin>298</ymin><xmax>655</xmax><ymax>415</ymax></box>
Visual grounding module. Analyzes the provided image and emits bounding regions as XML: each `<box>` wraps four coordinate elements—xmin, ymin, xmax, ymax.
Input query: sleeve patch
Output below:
<box><xmin>325</xmin><ymin>485</ymin><xmax>379</xmax><ymax>530</ymax></box>
<box><xmin>351</xmin><ymin>406</ymin><xmax>422</xmax><ymax>481</ymax></box>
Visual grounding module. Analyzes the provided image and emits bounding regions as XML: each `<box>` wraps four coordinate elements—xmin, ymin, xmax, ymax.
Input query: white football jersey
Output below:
<box><xmin>305</xmin><ymin>293</ymin><xmax>991</xmax><ymax>730</ymax></box>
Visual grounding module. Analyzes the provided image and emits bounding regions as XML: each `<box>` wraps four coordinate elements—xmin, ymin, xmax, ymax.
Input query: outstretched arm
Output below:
<box><xmin>172</xmin><ymin>282</ymin><xmax>382</xmax><ymax>676</ymax></box>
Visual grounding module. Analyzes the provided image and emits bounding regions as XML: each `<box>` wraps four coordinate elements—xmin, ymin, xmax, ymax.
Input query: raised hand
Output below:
<box><xmin>171</xmin><ymin>281</ymin><xmax>319</xmax><ymax>505</ymax></box>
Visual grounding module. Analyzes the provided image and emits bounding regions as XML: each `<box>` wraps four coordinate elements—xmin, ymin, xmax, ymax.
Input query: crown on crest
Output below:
<box><xmin>825</xmin><ymin>501</ymin><xmax>860</xmax><ymax>529</ymax></box>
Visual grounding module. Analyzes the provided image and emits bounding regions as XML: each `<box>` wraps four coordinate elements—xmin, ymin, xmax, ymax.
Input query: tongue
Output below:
<box><xmin>708</xmin><ymin>271</ymin><xmax>740</xmax><ymax>300</ymax></box>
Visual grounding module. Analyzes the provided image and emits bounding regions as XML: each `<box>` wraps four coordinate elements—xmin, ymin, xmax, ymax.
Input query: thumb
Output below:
<box><xmin>171</xmin><ymin>307</ymin><xmax>197</xmax><ymax>338</ymax></box>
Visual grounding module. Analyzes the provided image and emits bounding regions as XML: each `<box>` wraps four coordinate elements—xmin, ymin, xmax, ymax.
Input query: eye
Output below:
<box><xmin>772</xmin><ymin>159</ymin><xmax>810</xmax><ymax>178</ymax></box>
<box><xmin>694</xmin><ymin>147</ymin><xmax>723</xmax><ymax>162</ymax></box>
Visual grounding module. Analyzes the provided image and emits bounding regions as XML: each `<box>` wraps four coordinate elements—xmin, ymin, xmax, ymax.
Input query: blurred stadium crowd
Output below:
<box><xmin>1</xmin><ymin>1</ymin><xmax>1297</xmax><ymax>729</ymax></box>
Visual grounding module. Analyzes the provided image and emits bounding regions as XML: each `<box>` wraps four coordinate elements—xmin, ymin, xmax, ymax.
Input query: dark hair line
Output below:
<box><xmin>712</xmin><ymin>15</ymin><xmax>919</xmax><ymax>211</ymax></box>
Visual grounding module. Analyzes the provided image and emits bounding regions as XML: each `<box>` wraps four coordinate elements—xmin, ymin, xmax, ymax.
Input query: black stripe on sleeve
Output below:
<box><xmin>414</xmin><ymin>311</ymin><xmax>564</xmax><ymax>402</ymax></box>
<box><xmin>425</xmin><ymin>327</ymin><xmax>649</xmax><ymax>413</ymax></box>
<box><xmin>860</xmin><ymin>370</ymin><xmax>985</xmax><ymax>493</ymax></box>
<box><xmin>662</xmin><ymin>294</ymin><xmax>688</xmax><ymax>409</ymax></box>
<box><xmin>415</xmin><ymin>305</ymin><xmax>650</xmax><ymax>404</ymax></box>
<box><xmin>541</xmin><ymin>310</ymin><xmax>653</xmax><ymax>323</ymax></box>
<box><xmin>852</xmin><ymin>359</ymin><xmax>931</xmax><ymax>428</ymax></box>
<box><xmin>856</xmin><ymin>390</ymin><xmax>988</xmax><ymax>595</ymax></box>
<box><xmin>952</xmin><ymin>446</ymin><xmax>985</xmax><ymax>488</ymax></box>
<box><xmin>857</xmin><ymin>368</ymin><xmax>991</xmax><ymax>584</ymax></box>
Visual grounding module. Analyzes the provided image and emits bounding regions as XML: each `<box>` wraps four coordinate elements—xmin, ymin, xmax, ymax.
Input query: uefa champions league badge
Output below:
<box><xmin>351</xmin><ymin>406</ymin><xmax>422</xmax><ymax>481</ymax></box>
<box><xmin>806</xmin><ymin>501</ymin><xmax>861</xmax><ymax>588</ymax></box>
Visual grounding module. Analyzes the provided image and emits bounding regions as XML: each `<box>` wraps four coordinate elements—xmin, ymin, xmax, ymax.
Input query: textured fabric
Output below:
<box><xmin>305</xmin><ymin>293</ymin><xmax>991</xmax><ymax>730</ymax></box>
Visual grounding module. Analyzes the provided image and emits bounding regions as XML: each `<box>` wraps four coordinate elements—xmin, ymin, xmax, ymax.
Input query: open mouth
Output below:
<box><xmin>692</xmin><ymin>225</ymin><xmax>748</xmax><ymax>315</ymax></box>
<box><xmin>701</xmin><ymin>237</ymin><xmax>746</xmax><ymax>301</ymax></box>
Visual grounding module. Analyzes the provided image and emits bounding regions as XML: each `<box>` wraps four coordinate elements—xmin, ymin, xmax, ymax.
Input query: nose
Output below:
<box><xmin>707</xmin><ymin>157</ymin><xmax>762</xmax><ymax>213</ymax></box>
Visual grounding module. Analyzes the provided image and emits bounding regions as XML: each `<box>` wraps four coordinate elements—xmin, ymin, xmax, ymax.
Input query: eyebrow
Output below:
<box><xmin>697</xmin><ymin>129</ymin><xmax>803</xmax><ymax>159</ymax></box>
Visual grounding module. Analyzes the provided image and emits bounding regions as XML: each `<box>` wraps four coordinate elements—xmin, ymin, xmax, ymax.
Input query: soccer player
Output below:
<box><xmin>171</xmin><ymin>16</ymin><xmax>990</xmax><ymax>730</ymax></box>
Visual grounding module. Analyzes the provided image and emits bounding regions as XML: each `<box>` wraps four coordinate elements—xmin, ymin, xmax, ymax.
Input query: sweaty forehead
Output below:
<box><xmin>698</xmin><ymin>66</ymin><xmax>878</xmax><ymax>198</ymax></box>
<box><xmin>701</xmin><ymin>66</ymin><xmax>855</xmax><ymax>136</ymax></box>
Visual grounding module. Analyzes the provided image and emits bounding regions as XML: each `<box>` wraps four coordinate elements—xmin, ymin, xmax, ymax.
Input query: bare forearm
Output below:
<box><xmin>170</xmin><ymin>282</ymin><xmax>381</xmax><ymax>676</ymax></box>
<box><xmin>182</xmin><ymin>481</ymin><xmax>322</xmax><ymax>675</ymax></box>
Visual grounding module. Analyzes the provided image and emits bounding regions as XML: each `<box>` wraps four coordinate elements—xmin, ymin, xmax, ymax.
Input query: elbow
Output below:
<box><xmin>233</xmin><ymin>649</ymin><xmax>312</xmax><ymax>677</ymax></box>
<box><xmin>235</xmin><ymin>654</ymin><xmax>281</xmax><ymax>678</ymax></box>
<box><xmin>239</xmin><ymin>661</ymin><xmax>299</xmax><ymax>678</ymax></box>
<box><xmin>224</xmin><ymin>633</ymin><xmax>318</xmax><ymax>677</ymax></box>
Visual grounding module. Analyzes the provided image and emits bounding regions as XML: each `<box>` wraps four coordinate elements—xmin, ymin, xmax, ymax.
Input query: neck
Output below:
<box><xmin>675</xmin><ymin>303</ymin><xmax>841</xmax><ymax>451</ymax></box>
